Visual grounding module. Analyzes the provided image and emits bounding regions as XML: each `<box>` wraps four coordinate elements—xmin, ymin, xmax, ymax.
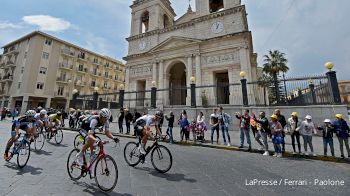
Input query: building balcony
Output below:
<box><xmin>61</xmin><ymin>49</ymin><xmax>75</xmax><ymax>57</ymax></box>
<box><xmin>59</xmin><ymin>62</ymin><xmax>73</xmax><ymax>70</ymax></box>
<box><xmin>75</xmin><ymin>81</ymin><xmax>87</xmax><ymax>86</ymax></box>
<box><xmin>77</xmin><ymin>55</ymin><xmax>88</xmax><ymax>62</ymax></box>
<box><xmin>76</xmin><ymin>67</ymin><xmax>88</xmax><ymax>74</ymax></box>
<box><xmin>4</xmin><ymin>48</ymin><xmax>19</xmax><ymax>55</ymax></box>
<box><xmin>56</xmin><ymin>77</ymin><xmax>70</xmax><ymax>83</ymax></box>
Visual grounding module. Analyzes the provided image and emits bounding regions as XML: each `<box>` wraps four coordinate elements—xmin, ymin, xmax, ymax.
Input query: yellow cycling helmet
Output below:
<box><xmin>271</xmin><ymin>114</ymin><xmax>278</xmax><ymax>119</ymax></box>
<box><xmin>335</xmin><ymin>114</ymin><xmax>343</xmax><ymax>119</ymax></box>
<box><xmin>291</xmin><ymin>112</ymin><xmax>298</xmax><ymax>117</ymax></box>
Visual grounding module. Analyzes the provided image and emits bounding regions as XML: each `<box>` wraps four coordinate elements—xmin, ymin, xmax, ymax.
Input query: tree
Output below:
<box><xmin>262</xmin><ymin>50</ymin><xmax>289</xmax><ymax>104</ymax></box>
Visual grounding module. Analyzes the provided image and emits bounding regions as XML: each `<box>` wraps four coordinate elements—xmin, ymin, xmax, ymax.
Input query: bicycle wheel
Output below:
<box><xmin>94</xmin><ymin>155</ymin><xmax>118</xmax><ymax>192</ymax></box>
<box><xmin>123</xmin><ymin>142</ymin><xmax>141</xmax><ymax>167</ymax></box>
<box><xmin>151</xmin><ymin>145</ymin><xmax>172</xmax><ymax>173</ymax></box>
<box><xmin>73</xmin><ymin>134</ymin><xmax>85</xmax><ymax>150</ymax></box>
<box><xmin>66</xmin><ymin>149</ymin><xmax>82</xmax><ymax>181</ymax></box>
<box><xmin>17</xmin><ymin>141</ymin><xmax>31</xmax><ymax>168</ymax></box>
<box><xmin>34</xmin><ymin>133</ymin><xmax>45</xmax><ymax>151</ymax></box>
<box><xmin>55</xmin><ymin>128</ymin><xmax>64</xmax><ymax>144</ymax></box>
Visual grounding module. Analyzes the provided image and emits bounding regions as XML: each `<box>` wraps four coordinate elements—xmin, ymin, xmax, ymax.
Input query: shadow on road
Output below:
<box><xmin>48</xmin><ymin>143</ymin><xmax>69</xmax><ymax>148</ymax></box>
<box><xmin>33</xmin><ymin>149</ymin><xmax>53</xmax><ymax>156</ymax></box>
<box><xmin>149</xmin><ymin>171</ymin><xmax>197</xmax><ymax>183</ymax></box>
<box><xmin>73</xmin><ymin>181</ymin><xmax>133</xmax><ymax>196</ymax></box>
<box><xmin>3</xmin><ymin>162</ymin><xmax>43</xmax><ymax>175</ymax></box>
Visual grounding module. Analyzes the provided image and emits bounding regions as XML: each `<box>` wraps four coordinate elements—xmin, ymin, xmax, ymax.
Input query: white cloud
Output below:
<box><xmin>22</xmin><ymin>15</ymin><xmax>71</xmax><ymax>32</ymax></box>
<box><xmin>0</xmin><ymin>21</ymin><xmax>22</xmax><ymax>29</ymax></box>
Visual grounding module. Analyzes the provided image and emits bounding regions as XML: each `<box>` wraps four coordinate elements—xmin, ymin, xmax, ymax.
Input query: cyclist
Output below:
<box><xmin>134</xmin><ymin>111</ymin><xmax>162</xmax><ymax>154</ymax></box>
<box><xmin>75</xmin><ymin>108</ymin><xmax>119</xmax><ymax>166</ymax></box>
<box><xmin>34</xmin><ymin>109</ymin><xmax>48</xmax><ymax>130</ymax></box>
<box><xmin>3</xmin><ymin>110</ymin><xmax>37</xmax><ymax>161</ymax></box>
<box><xmin>47</xmin><ymin>111</ymin><xmax>64</xmax><ymax>139</ymax></box>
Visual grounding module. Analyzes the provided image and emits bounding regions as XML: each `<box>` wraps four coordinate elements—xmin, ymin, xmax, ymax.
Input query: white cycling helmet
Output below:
<box><xmin>99</xmin><ymin>108</ymin><xmax>111</xmax><ymax>118</ymax></box>
<box><xmin>40</xmin><ymin>109</ymin><xmax>47</xmax><ymax>115</ymax></box>
<box><xmin>305</xmin><ymin>115</ymin><xmax>312</xmax><ymax>120</ymax></box>
<box><xmin>25</xmin><ymin>110</ymin><xmax>36</xmax><ymax>117</ymax></box>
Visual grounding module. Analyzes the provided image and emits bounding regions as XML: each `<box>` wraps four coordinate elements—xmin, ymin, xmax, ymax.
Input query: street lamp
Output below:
<box><xmin>94</xmin><ymin>86</ymin><xmax>99</xmax><ymax>92</ymax></box>
<box><xmin>325</xmin><ymin>62</ymin><xmax>334</xmax><ymax>71</ymax></box>
<box><xmin>190</xmin><ymin>76</ymin><xmax>196</xmax><ymax>84</ymax></box>
<box><xmin>151</xmin><ymin>81</ymin><xmax>157</xmax><ymax>88</ymax></box>
<box><xmin>72</xmin><ymin>89</ymin><xmax>78</xmax><ymax>95</ymax></box>
<box><xmin>190</xmin><ymin>76</ymin><xmax>196</xmax><ymax>107</ymax></box>
<box><xmin>240</xmin><ymin>71</ymin><xmax>247</xmax><ymax>79</ymax></box>
<box><xmin>119</xmin><ymin>84</ymin><xmax>125</xmax><ymax>90</ymax></box>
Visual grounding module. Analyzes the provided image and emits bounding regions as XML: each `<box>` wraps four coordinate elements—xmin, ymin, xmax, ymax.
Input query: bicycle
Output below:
<box><xmin>123</xmin><ymin>134</ymin><xmax>173</xmax><ymax>173</ymax></box>
<box><xmin>33</xmin><ymin>127</ymin><xmax>45</xmax><ymax>151</ymax></box>
<box><xmin>7</xmin><ymin>133</ymin><xmax>31</xmax><ymax>168</ymax></box>
<box><xmin>73</xmin><ymin>128</ymin><xmax>101</xmax><ymax>150</ymax></box>
<box><xmin>67</xmin><ymin>140</ymin><xmax>118</xmax><ymax>192</ymax></box>
<box><xmin>44</xmin><ymin>125</ymin><xmax>63</xmax><ymax>144</ymax></box>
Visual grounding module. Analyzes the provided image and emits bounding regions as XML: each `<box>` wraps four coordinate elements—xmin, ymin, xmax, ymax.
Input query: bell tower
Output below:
<box><xmin>129</xmin><ymin>0</ymin><xmax>176</xmax><ymax>37</ymax></box>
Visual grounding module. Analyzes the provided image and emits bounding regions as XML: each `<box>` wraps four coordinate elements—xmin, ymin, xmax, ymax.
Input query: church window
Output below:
<box><xmin>163</xmin><ymin>14</ymin><xmax>170</xmax><ymax>28</ymax></box>
<box><xmin>209</xmin><ymin>0</ymin><xmax>224</xmax><ymax>13</ymax></box>
<box><xmin>141</xmin><ymin>11</ymin><xmax>149</xmax><ymax>33</ymax></box>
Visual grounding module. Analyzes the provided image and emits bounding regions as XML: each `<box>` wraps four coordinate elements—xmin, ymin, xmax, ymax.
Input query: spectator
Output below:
<box><xmin>210</xmin><ymin>108</ymin><xmax>220</xmax><ymax>144</ymax></box>
<box><xmin>300</xmin><ymin>115</ymin><xmax>317</xmax><ymax>156</ymax></box>
<box><xmin>236</xmin><ymin>109</ymin><xmax>251</xmax><ymax>151</ymax></box>
<box><xmin>118</xmin><ymin>108</ymin><xmax>125</xmax><ymax>134</ymax></box>
<box><xmin>180</xmin><ymin>112</ymin><xmax>190</xmax><ymax>142</ymax></box>
<box><xmin>133</xmin><ymin>109</ymin><xmax>142</xmax><ymax>136</ymax></box>
<box><xmin>178</xmin><ymin>110</ymin><xmax>187</xmax><ymax>141</ymax></box>
<box><xmin>125</xmin><ymin>109</ymin><xmax>133</xmax><ymax>135</ymax></box>
<box><xmin>250</xmin><ymin>113</ymin><xmax>257</xmax><ymax>138</ymax></box>
<box><xmin>332</xmin><ymin>114</ymin><xmax>350</xmax><ymax>159</ymax></box>
<box><xmin>287</xmin><ymin>112</ymin><xmax>302</xmax><ymax>155</ymax></box>
<box><xmin>197</xmin><ymin>111</ymin><xmax>206</xmax><ymax>131</ymax></box>
<box><xmin>254</xmin><ymin>111</ymin><xmax>270</xmax><ymax>156</ymax></box>
<box><xmin>75</xmin><ymin>109</ymin><xmax>82</xmax><ymax>128</ymax></box>
<box><xmin>11</xmin><ymin>108</ymin><xmax>18</xmax><ymax>120</ymax></box>
<box><xmin>274</xmin><ymin>109</ymin><xmax>287</xmax><ymax>153</ymax></box>
<box><xmin>218</xmin><ymin>106</ymin><xmax>231</xmax><ymax>146</ymax></box>
<box><xmin>270</xmin><ymin>114</ymin><xmax>283</xmax><ymax>158</ymax></box>
<box><xmin>1</xmin><ymin>107</ymin><xmax>7</xmax><ymax>121</ymax></box>
<box><xmin>317</xmin><ymin>119</ymin><xmax>335</xmax><ymax>157</ymax></box>
<box><xmin>165</xmin><ymin>111</ymin><xmax>175</xmax><ymax>143</ymax></box>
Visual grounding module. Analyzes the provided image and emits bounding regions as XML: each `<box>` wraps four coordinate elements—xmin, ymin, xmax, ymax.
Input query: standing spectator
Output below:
<box><xmin>75</xmin><ymin>109</ymin><xmax>82</xmax><ymax>128</ymax></box>
<box><xmin>332</xmin><ymin>114</ymin><xmax>350</xmax><ymax>159</ymax></box>
<box><xmin>1</xmin><ymin>107</ymin><xmax>7</xmax><ymax>121</ymax></box>
<box><xmin>133</xmin><ymin>109</ymin><xmax>142</xmax><ymax>136</ymax></box>
<box><xmin>254</xmin><ymin>111</ymin><xmax>270</xmax><ymax>156</ymax></box>
<box><xmin>236</xmin><ymin>109</ymin><xmax>251</xmax><ymax>151</ymax></box>
<box><xmin>270</xmin><ymin>114</ymin><xmax>283</xmax><ymax>158</ymax></box>
<box><xmin>218</xmin><ymin>106</ymin><xmax>231</xmax><ymax>146</ymax></box>
<box><xmin>287</xmin><ymin>112</ymin><xmax>302</xmax><ymax>154</ymax></box>
<box><xmin>300</xmin><ymin>115</ymin><xmax>317</xmax><ymax>156</ymax></box>
<box><xmin>197</xmin><ymin>111</ymin><xmax>206</xmax><ymax>131</ymax></box>
<box><xmin>178</xmin><ymin>110</ymin><xmax>187</xmax><ymax>141</ymax></box>
<box><xmin>210</xmin><ymin>108</ymin><xmax>220</xmax><ymax>144</ymax></box>
<box><xmin>165</xmin><ymin>111</ymin><xmax>175</xmax><ymax>143</ymax></box>
<box><xmin>317</xmin><ymin>119</ymin><xmax>335</xmax><ymax>157</ymax></box>
<box><xmin>118</xmin><ymin>108</ymin><xmax>125</xmax><ymax>134</ymax></box>
<box><xmin>250</xmin><ymin>113</ymin><xmax>257</xmax><ymax>138</ymax></box>
<box><xmin>274</xmin><ymin>109</ymin><xmax>287</xmax><ymax>153</ymax></box>
<box><xmin>125</xmin><ymin>109</ymin><xmax>133</xmax><ymax>135</ymax></box>
<box><xmin>11</xmin><ymin>108</ymin><xmax>18</xmax><ymax>121</ymax></box>
<box><xmin>180</xmin><ymin>112</ymin><xmax>190</xmax><ymax>142</ymax></box>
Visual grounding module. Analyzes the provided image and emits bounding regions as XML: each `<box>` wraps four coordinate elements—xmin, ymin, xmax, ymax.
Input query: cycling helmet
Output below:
<box><xmin>84</xmin><ymin>110</ymin><xmax>90</xmax><ymax>115</ymax></box>
<box><xmin>99</xmin><ymin>108</ymin><xmax>111</xmax><ymax>118</ymax></box>
<box><xmin>155</xmin><ymin>111</ymin><xmax>163</xmax><ymax>118</ymax></box>
<box><xmin>57</xmin><ymin>111</ymin><xmax>62</xmax><ymax>116</ymax></box>
<box><xmin>25</xmin><ymin>110</ymin><xmax>36</xmax><ymax>117</ymax></box>
<box><xmin>40</xmin><ymin>109</ymin><xmax>47</xmax><ymax>115</ymax></box>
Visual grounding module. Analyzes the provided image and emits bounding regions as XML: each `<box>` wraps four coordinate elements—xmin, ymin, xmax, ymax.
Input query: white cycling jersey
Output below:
<box><xmin>34</xmin><ymin>113</ymin><xmax>48</xmax><ymax>122</ymax></box>
<box><xmin>136</xmin><ymin>115</ymin><xmax>159</xmax><ymax>128</ymax></box>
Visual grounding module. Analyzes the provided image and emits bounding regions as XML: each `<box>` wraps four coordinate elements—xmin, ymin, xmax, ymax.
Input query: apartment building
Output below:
<box><xmin>0</xmin><ymin>31</ymin><xmax>125</xmax><ymax>113</ymax></box>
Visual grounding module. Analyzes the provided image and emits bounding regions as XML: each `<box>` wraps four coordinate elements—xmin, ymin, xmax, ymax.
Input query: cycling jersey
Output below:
<box><xmin>11</xmin><ymin>116</ymin><xmax>37</xmax><ymax>136</ymax></box>
<box><xmin>48</xmin><ymin>113</ymin><xmax>63</xmax><ymax>122</ymax></box>
<box><xmin>34</xmin><ymin>113</ymin><xmax>48</xmax><ymax>122</ymax></box>
<box><xmin>81</xmin><ymin>115</ymin><xmax>109</xmax><ymax>134</ymax></box>
<box><xmin>136</xmin><ymin>115</ymin><xmax>159</xmax><ymax>128</ymax></box>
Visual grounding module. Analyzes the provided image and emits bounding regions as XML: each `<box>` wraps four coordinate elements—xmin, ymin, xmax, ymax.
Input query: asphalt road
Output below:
<box><xmin>0</xmin><ymin>120</ymin><xmax>350</xmax><ymax>196</ymax></box>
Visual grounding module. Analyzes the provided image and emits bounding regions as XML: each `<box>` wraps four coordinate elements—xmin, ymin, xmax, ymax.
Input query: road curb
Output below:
<box><xmin>63</xmin><ymin>128</ymin><xmax>350</xmax><ymax>164</ymax></box>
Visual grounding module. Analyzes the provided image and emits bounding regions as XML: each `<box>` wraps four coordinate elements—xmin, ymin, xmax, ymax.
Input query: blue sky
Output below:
<box><xmin>0</xmin><ymin>0</ymin><xmax>349</xmax><ymax>80</ymax></box>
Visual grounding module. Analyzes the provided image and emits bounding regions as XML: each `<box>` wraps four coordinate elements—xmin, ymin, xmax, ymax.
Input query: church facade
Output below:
<box><xmin>123</xmin><ymin>0</ymin><xmax>258</xmax><ymax>109</ymax></box>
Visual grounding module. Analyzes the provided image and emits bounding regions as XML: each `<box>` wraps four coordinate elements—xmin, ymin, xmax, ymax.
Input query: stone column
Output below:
<box><xmin>186</xmin><ymin>55</ymin><xmax>193</xmax><ymax>106</ymax></box>
<box><xmin>125</xmin><ymin>67</ymin><xmax>131</xmax><ymax>107</ymax></box>
<box><xmin>152</xmin><ymin>62</ymin><xmax>157</xmax><ymax>83</ymax></box>
<box><xmin>21</xmin><ymin>96</ymin><xmax>29</xmax><ymax>115</ymax></box>
<box><xmin>195</xmin><ymin>54</ymin><xmax>202</xmax><ymax>106</ymax></box>
<box><xmin>164</xmin><ymin>74</ymin><xmax>170</xmax><ymax>106</ymax></box>
<box><xmin>158</xmin><ymin>60</ymin><xmax>164</xmax><ymax>107</ymax></box>
<box><xmin>46</xmin><ymin>97</ymin><xmax>51</xmax><ymax>109</ymax></box>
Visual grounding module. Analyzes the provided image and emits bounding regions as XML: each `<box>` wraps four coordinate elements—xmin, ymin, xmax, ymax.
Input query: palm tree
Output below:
<box><xmin>262</xmin><ymin>50</ymin><xmax>289</xmax><ymax>103</ymax></box>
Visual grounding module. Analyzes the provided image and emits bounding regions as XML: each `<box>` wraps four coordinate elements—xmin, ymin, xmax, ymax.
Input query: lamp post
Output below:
<box><xmin>119</xmin><ymin>84</ymin><xmax>125</xmax><ymax>109</ymax></box>
<box><xmin>151</xmin><ymin>81</ymin><xmax>157</xmax><ymax>108</ymax></box>
<box><xmin>240</xmin><ymin>71</ymin><xmax>248</xmax><ymax>106</ymax></box>
<box><xmin>72</xmin><ymin>89</ymin><xmax>79</xmax><ymax>109</ymax></box>
<box><xmin>190</xmin><ymin>76</ymin><xmax>196</xmax><ymax>108</ymax></box>
<box><xmin>325</xmin><ymin>62</ymin><xmax>341</xmax><ymax>104</ymax></box>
